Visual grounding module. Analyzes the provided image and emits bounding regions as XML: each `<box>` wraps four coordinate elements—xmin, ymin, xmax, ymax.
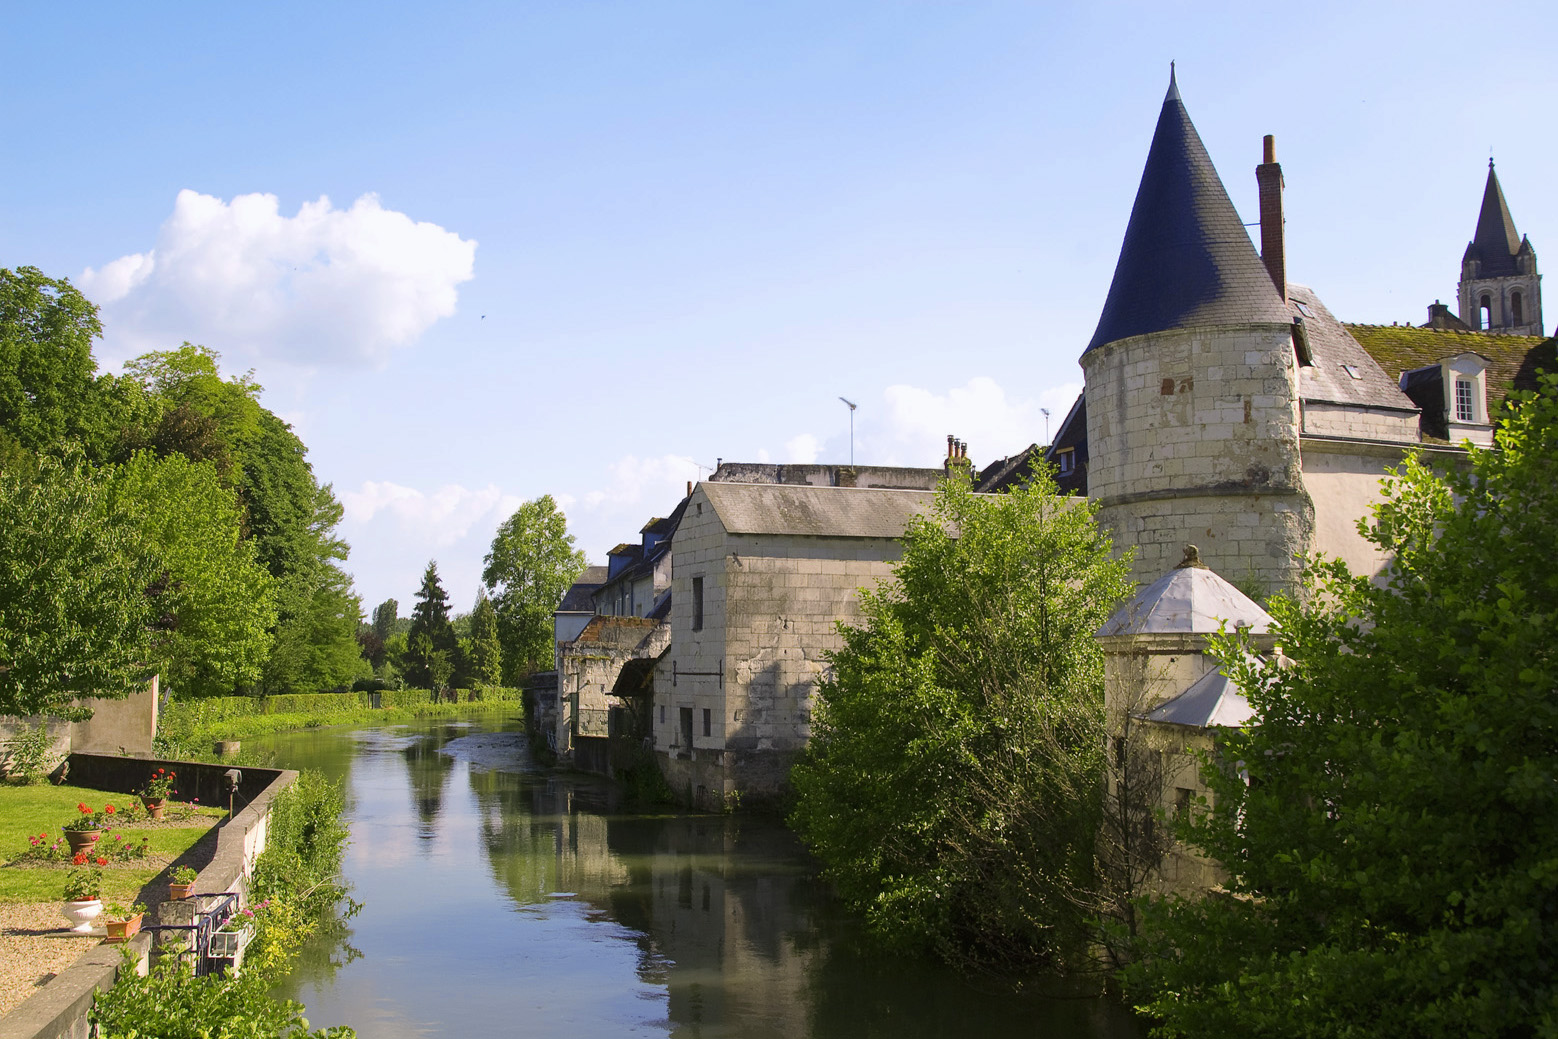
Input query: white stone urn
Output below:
<box><xmin>62</xmin><ymin>898</ymin><xmax>103</xmax><ymax>934</ymax></box>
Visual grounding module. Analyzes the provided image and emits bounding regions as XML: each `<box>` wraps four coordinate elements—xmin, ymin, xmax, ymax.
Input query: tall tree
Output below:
<box><xmin>0</xmin><ymin>451</ymin><xmax>157</xmax><ymax>718</ymax></box>
<box><xmin>406</xmin><ymin>562</ymin><xmax>458</xmax><ymax>690</ymax></box>
<box><xmin>466</xmin><ymin>589</ymin><xmax>503</xmax><ymax>690</ymax></box>
<box><xmin>1128</xmin><ymin>377</ymin><xmax>1558</xmax><ymax>1038</ymax></box>
<box><xmin>789</xmin><ymin>473</ymin><xmax>1132</xmax><ymax>973</ymax></box>
<box><xmin>482</xmin><ymin>495</ymin><xmax>586</xmax><ymax>682</ymax></box>
<box><xmin>371</xmin><ymin>599</ymin><xmax>399</xmax><ymax>643</ymax></box>
<box><xmin>108</xmin><ymin>451</ymin><xmax>276</xmax><ymax>698</ymax></box>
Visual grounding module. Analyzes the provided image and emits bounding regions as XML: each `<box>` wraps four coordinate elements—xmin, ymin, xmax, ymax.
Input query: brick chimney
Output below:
<box><xmin>1256</xmin><ymin>134</ymin><xmax>1286</xmax><ymax>302</ymax></box>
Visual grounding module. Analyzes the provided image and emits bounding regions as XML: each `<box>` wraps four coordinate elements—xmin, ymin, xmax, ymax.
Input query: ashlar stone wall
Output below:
<box><xmin>1083</xmin><ymin>323</ymin><xmax>1311</xmax><ymax>594</ymax></box>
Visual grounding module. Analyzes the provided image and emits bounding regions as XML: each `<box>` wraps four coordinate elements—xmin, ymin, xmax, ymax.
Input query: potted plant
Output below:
<box><xmin>61</xmin><ymin>802</ymin><xmax>117</xmax><ymax>855</ymax></box>
<box><xmin>209</xmin><ymin>905</ymin><xmax>257</xmax><ymax>970</ymax></box>
<box><xmin>168</xmin><ymin>865</ymin><xmax>198</xmax><ymax>899</ymax></box>
<box><xmin>138</xmin><ymin>768</ymin><xmax>178</xmax><ymax>819</ymax></box>
<box><xmin>103</xmin><ymin>900</ymin><xmax>148</xmax><ymax>942</ymax></box>
<box><xmin>61</xmin><ymin>856</ymin><xmax>106</xmax><ymax>933</ymax></box>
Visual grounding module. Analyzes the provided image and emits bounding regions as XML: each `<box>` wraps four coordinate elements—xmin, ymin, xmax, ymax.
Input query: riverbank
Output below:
<box><xmin>157</xmin><ymin>690</ymin><xmax>523</xmax><ymax>759</ymax></box>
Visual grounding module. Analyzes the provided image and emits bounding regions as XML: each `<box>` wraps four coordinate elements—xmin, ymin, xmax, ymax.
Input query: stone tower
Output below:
<box><xmin>1459</xmin><ymin>160</ymin><xmax>1543</xmax><ymax>336</ymax></box>
<box><xmin>1080</xmin><ymin>71</ymin><xmax>1311</xmax><ymax>594</ymax></box>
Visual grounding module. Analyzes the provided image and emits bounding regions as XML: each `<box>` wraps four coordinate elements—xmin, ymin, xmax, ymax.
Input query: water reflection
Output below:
<box><xmin>261</xmin><ymin>716</ymin><xmax>1140</xmax><ymax>1039</ymax></box>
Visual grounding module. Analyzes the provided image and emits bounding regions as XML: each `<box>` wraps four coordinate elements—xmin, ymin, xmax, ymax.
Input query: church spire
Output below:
<box><xmin>1086</xmin><ymin>70</ymin><xmax>1289</xmax><ymax>353</ymax></box>
<box><xmin>1469</xmin><ymin>160</ymin><xmax>1522</xmax><ymax>275</ymax></box>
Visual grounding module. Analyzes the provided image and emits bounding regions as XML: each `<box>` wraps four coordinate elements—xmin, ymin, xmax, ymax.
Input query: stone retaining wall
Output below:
<box><xmin>0</xmin><ymin>757</ymin><xmax>297</xmax><ymax>1039</ymax></box>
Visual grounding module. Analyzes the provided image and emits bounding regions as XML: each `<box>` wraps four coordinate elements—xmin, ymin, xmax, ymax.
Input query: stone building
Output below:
<box><xmin>1058</xmin><ymin>72</ymin><xmax>1554</xmax><ymax>593</ymax></box>
<box><xmin>557</xmin><ymin>615</ymin><xmax>669</xmax><ymax>773</ymax></box>
<box><xmin>1457</xmin><ymin>161</ymin><xmax>1543</xmax><ymax>336</ymax></box>
<box><xmin>1097</xmin><ymin>547</ymin><xmax>1275</xmax><ymax>895</ymax></box>
<box><xmin>653</xmin><ymin>481</ymin><xmax>939</xmax><ymax>809</ymax></box>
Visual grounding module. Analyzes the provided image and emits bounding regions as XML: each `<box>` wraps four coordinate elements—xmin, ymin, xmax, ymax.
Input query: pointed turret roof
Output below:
<box><xmin>1466</xmin><ymin>160</ymin><xmax>1523</xmax><ymax>277</ymax></box>
<box><xmin>1086</xmin><ymin>71</ymin><xmax>1290</xmax><ymax>353</ymax></box>
<box><xmin>1139</xmin><ymin>663</ymin><xmax>1255</xmax><ymax>729</ymax></box>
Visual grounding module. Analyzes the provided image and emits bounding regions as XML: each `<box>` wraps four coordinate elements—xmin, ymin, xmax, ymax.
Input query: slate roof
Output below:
<box><xmin>975</xmin><ymin>443</ymin><xmax>1043</xmax><ymax>494</ymax></box>
<box><xmin>700</xmin><ymin>482</ymin><xmax>938</xmax><ymax>539</ymax></box>
<box><xmin>1139</xmin><ymin>664</ymin><xmax>1254</xmax><ymax>729</ymax></box>
<box><xmin>1086</xmin><ymin>71</ymin><xmax>1291</xmax><ymax>353</ymax></box>
<box><xmin>1465</xmin><ymin>162</ymin><xmax>1523</xmax><ymax>277</ymax></box>
<box><xmin>1098</xmin><ymin>549</ymin><xmax>1272</xmax><ymax>637</ymax></box>
<box><xmin>555</xmin><ymin>566</ymin><xmax>609</xmax><ymax>614</ymax></box>
<box><xmin>1344</xmin><ymin>324</ymin><xmax>1556</xmax><ymax>409</ymax></box>
<box><xmin>1290</xmin><ymin>284</ymin><xmax>1418</xmax><ymax>413</ymax></box>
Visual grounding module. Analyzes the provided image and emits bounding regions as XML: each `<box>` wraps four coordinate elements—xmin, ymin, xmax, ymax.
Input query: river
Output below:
<box><xmin>258</xmin><ymin>713</ymin><xmax>1143</xmax><ymax>1038</ymax></box>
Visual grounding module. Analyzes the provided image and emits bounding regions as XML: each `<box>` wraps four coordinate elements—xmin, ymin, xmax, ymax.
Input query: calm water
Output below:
<box><xmin>258</xmin><ymin>714</ymin><xmax>1142</xmax><ymax>1039</ymax></box>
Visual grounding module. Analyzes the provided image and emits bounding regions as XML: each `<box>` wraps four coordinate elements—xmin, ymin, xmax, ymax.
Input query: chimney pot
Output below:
<box><xmin>1263</xmin><ymin>134</ymin><xmax>1276</xmax><ymax>164</ymax></box>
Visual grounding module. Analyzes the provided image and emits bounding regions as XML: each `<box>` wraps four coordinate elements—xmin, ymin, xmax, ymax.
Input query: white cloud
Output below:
<box><xmin>571</xmin><ymin>453</ymin><xmax>702</xmax><ymax>561</ymax></box>
<box><xmin>341</xmin><ymin>481</ymin><xmax>522</xmax><ymax>549</ymax></box>
<box><xmin>873</xmin><ymin>376</ymin><xmax>1081</xmax><ymax>468</ymax></box>
<box><xmin>81</xmin><ymin>189</ymin><xmax>476</xmax><ymax>367</ymax></box>
<box><xmin>783</xmin><ymin>433</ymin><xmax>820</xmax><ymax>463</ymax></box>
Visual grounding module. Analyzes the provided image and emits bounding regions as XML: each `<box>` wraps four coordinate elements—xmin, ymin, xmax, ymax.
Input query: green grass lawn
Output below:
<box><xmin>0</xmin><ymin>783</ymin><xmax>225</xmax><ymax>904</ymax></box>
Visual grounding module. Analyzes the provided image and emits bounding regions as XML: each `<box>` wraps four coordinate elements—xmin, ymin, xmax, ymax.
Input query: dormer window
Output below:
<box><xmin>1455</xmin><ymin>378</ymin><xmax>1475</xmax><ymax>422</ymax></box>
<box><xmin>1056</xmin><ymin>449</ymin><xmax>1075</xmax><ymax>475</ymax></box>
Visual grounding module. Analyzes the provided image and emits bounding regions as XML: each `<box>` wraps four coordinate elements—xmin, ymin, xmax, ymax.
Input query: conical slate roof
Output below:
<box><xmin>1466</xmin><ymin>161</ymin><xmax>1522</xmax><ymax>277</ymax></box>
<box><xmin>1085</xmin><ymin>70</ymin><xmax>1290</xmax><ymax>353</ymax></box>
<box><xmin>1097</xmin><ymin>546</ymin><xmax>1273</xmax><ymax>637</ymax></box>
<box><xmin>1139</xmin><ymin>664</ymin><xmax>1254</xmax><ymax>729</ymax></box>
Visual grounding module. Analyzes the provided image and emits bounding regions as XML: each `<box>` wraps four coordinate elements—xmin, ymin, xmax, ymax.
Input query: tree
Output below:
<box><xmin>0</xmin><ymin>452</ymin><xmax>157</xmax><ymax>718</ymax></box>
<box><xmin>482</xmin><ymin>495</ymin><xmax>586</xmax><ymax>682</ymax></box>
<box><xmin>108</xmin><ymin>451</ymin><xmax>276</xmax><ymax>698</ymax></box>
<box><xmin>0</xmin><ymin>267</ymin><xmax>101</xmax><ymax>460</ymax></box>
<box><xmin>789</xmin><ymin>473</ymin><xmax>1133</xmax><ymax>973</ymax></box>
<box><xmin>1128</xmin><ymin>377</ymin><xmax>1558</xmax><ymax>1038</ymax></box>
<box><xmin>406</xmin><ymin>562</ymin><xmax>458</xmax><ymax>690</ymax></box>
<box><xmin>371</xmin><ymin>599</ymin><xmax>399</xmax><ymax>643</ymax></box>
<box><xmin>466</xmin><ymin>589</ymin><xmax>503</xmax><ymax>689</ymax></box>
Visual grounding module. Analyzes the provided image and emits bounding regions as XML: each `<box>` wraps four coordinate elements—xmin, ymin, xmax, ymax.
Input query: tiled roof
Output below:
<box><xmin>571</xmin><ymin>615</ymin><xmax>661</xmax><ymax>650</ymax></box>
<box><xmin>700</xmin><ymin>482</ymin><xmax>938</xmax><ymax>539</ymax></box>
<box><xmin>1344</xmin><ymin>324</ymin><xmax>1556</xmax><ymax>407</ymax></box>
<box><xmin>1291</xmin><ymin>285</ymin><xmax>1418</xmax><ymax>413</ymax></box>
<box><xmin>555</xmin><ymin>566</ymin><xmax>608</xmax><ymax>614</ymax></box>
<box><xmin>1086</xmin><ymin>72</ymin><xmax>1290</xmax><ymax>353</ymax></box>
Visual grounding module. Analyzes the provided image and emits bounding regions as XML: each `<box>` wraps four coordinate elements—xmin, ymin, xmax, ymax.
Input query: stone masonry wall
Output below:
<box><xmin>656</xmin><ymin>491</ymin><xmax>904</xmax><ymax>806</ymax></box>
<box><xmin>1083</xmin><ymin>323</ymin><xmax>1311</xmax><ymax>593</ymax></box>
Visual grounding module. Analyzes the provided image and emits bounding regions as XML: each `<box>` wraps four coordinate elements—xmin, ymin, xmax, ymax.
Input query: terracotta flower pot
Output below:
<box><xmin>62</xmin><ymin>898</ymin><xmax>102</xmax><ymax>934</ymax></box>
<box><xmin>105</xmin><ymin>913</ymin><xmax>143</xmax><ymax>942</ymax></box>
<box><xmin>63</xmin><ymin>829</ymin><xmax>102</xmax><ymax>855</ymax></box>
<box><xmin>141</xmin><ymin>797</ymin><xmax>166</xmax><ymax>820</ymax></box>
<box><xmin>169</xmin><ymin>881</ymin><xmax>196</xmax><ymax>899</ymax></box>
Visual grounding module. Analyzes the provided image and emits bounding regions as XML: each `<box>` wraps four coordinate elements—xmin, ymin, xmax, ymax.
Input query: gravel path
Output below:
<box><xmin>0</xmin><ymin>902</ymin><xmax>104</xmax><ymax>1018</ymax></box>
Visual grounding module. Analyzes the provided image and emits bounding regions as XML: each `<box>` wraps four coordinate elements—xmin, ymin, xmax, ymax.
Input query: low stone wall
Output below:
<box><xmin>0</xmin><ymin>757</ymin><xmax>297</xmax><ymax>1039</ymax></box>
<box><xmin>0</xmin><ymin>934</ymin><xmax>151</xmax><ymax>1039</ymax></box>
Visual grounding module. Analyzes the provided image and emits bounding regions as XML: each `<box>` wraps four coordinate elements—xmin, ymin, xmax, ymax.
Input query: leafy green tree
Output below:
<box><xmin>482</xmin><ymin>495</ymin><xmax>586</xmax><ymax>682</ymax></box>
<box><xmin>371</xmin><ymin>599</ymin><xmax>399</xmax><ymax>642</ymax></box>
<box><xmin>467</xmin><ymin>589</ymin><xmax>503</xmax><ymax>689</ymax></box>
<box><xmin>0</xmin><ymin>267</ymin><xmax>102</xmax><ymax>460</ymax></box>
<box><xmin>0</xmin><ymin>452</ymin><xmax>157</xmax><ymax>718</ymax></box>
<box><xmin>406</xmin><ymin>562</ymin><xmax>458</xmax><ymax>689</ymax></box>
<box><xmin>790</xmin><ymin>473</ymin><xmax>1132</xmax><ymax>972</ymax></box>
<box><xmin>1128</xmin><ymin>377</ymin><xmax>1558</xmax><ymax>1038</ymax></box>
<box><xmin>108</xmin><ymin>451</ymin><xmax>276</xmax><ymax>697</ymax></box>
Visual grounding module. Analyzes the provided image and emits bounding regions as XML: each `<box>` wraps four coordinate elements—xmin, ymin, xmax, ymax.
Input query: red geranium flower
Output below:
<box><xmin>105</xmin><ymin>805</ymin><xmax>116</xmax><ymax>814</ymax></box>
<box><xmin>77</xmin><ymin>803</ymin><xmax>89</xmax><ymax>813</ymax></box>
<box><xmin>96</xmin><ymin>857</ymin><xmax>107</xmax><ymax>866</ymax></box>
<box><xmin>72</xmin><ymin>853</ymin><xmax>88</xmax><ymax>866</ymax></box>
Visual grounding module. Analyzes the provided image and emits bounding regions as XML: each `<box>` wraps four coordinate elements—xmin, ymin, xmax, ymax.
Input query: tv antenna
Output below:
<box><xmin>838</xmin><ymin>397</ymin><xmax>858</xmax><ymax>466</ymax></box>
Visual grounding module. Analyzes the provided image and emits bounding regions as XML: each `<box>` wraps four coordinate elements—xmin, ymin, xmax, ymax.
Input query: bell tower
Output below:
<box><xmin>1459</xmin><ymin>160</ymin><xmax>1543</xmax><ymax>336</ymax></box>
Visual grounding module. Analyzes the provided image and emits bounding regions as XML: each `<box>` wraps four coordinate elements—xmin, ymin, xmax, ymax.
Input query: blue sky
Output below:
<box><xmin>4</xmin><ymin>2</ymin><xmax>1554</xmax><ymax>613</ymax></box>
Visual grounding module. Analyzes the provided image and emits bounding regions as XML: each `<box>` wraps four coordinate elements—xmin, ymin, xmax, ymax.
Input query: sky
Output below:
<box><xmin>3</xmin><ymin>2</ymin><xmax>1555</xmax><ymax>615</ymax></box>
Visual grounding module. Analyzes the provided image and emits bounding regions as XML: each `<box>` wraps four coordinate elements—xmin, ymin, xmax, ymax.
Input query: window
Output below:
<box><xmin>1455</xmin><ymin>378</ymin><xmax>1476</xmax><ymax>423</ymax></box>
<box><xmin>1513</xmin><ymin>291</ymin><xmax>1524</xmax><ymax>326</ymax></box>
<box><xmin>659</xmin><ymin>704</ymin><xmax>665</xmax><ymax>724</ymax></box>
<box><xmin>1340</xmin><ymin>364</ymin><xmax>1362</xmax><ymax>380</ymax></box>
<box><xmin>1480</xmin><ymin>294</ymin><xmax>1493</xmax><ymax>329</ymax></box>
<box><xmin>1293</xmin><ymin>300</ymin><xmax>1314</xmax><ymax>318</ymax></box>
<box><xmin>1056</xmin><ymin>449</ymin><xmax>1075</xmax><ymax>474</ymax></box>
<box><xmin>691</xmin><ymin>577</ymin><xmax>704</xmax><ymax>631</ymax></box>
<box><xmin>1175</xmin><ymin>787</ymin><xmax>1194</xmax><ymax>824</ymax></box>
<box><xmin>679</xmin><ymin>707</ymin><xmax>693</xmax><ymax>750</ymax></box>
<box><xmin>702</xmin><ymin>708</ymin><xmax>711</xmax><ymax>737</ymax></box>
